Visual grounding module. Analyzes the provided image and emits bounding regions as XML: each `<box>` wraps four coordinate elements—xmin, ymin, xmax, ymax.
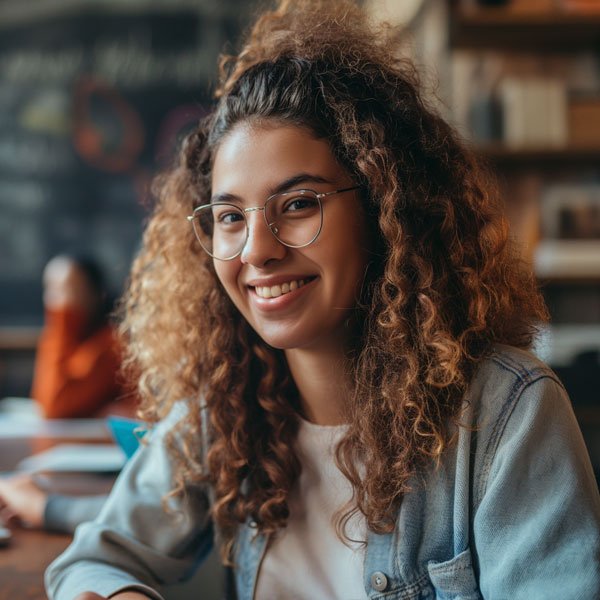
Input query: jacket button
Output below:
<box><xmin>370</xmin><ymin>571</ymin><xmax>388</xmax><ymax>592</ymax></box>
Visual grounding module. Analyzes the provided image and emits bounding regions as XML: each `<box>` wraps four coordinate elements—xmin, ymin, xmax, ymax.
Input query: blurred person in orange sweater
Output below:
<box><xmin>31</xmin><ymin>255</ymin><xmax>134</xmax><ymax>419</ymax></box>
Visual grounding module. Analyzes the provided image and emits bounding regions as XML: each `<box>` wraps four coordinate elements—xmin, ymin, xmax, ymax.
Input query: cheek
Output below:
<box><xmin>325</xmin><ymin>216</ymin><xmax>370</xmax><ymax>277</ymax></box>
<box><xmin>339</xmin><ymin>236</ymin><xmax>370</xmax><ymax>301</ymax></box>
<box><xmin>214</xmin><ymin>261</ymin><xmax>241</xmax><ymax>303</ymax></box>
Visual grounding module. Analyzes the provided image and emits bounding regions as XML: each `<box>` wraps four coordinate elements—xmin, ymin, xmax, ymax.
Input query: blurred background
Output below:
<box><xmin>0</xmin><ymin>0</ymin><xmax>598</xmax><ymax>597</ymax></box>
<box><xmin>0</xmin><ymin>0</ymin><xmax>598</xmax><ymax>501</ymax></box>
<box><xmin>0</xmin><ymin>0</ymin><xmax>255</xmax><ymax>393</ymax></box>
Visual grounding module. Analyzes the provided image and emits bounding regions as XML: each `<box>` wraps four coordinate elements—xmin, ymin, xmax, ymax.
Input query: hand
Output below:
<box><xmin>0</xmin><ymin>473</ymin><xmax>47</xmax><ymax>528</ymax></box>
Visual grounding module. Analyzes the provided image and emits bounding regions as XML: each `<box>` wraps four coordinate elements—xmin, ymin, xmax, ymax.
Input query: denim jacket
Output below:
<box><xmin>46</xmin><ymin>345</ymin><xmax>600</xmax><ymax>600</ymax></box>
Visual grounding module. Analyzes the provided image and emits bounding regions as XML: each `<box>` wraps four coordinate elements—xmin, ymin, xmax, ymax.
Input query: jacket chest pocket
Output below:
<box><xmin>424</xmin><ymin>547</ymin><xmax>482</xmax><ymax>600</ymax></box>
<box><xmin>369</xmin><ymin>548</ymin><xmax>482</xmax><ymax>600</ymax></box>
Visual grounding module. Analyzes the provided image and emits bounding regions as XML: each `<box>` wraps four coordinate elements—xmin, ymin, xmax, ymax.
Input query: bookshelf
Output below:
<box><xmin>450</xmin><ymin>3</ymin><xmax>600</xmax><ymax>275</ymax></box>
<box><xmin>449</xmin><ymin>3</ymin><xmax>600</xmax><ymax>440</ymax></box>
<box><xmin>451</xmin><ymin>8</ymin><xmax>600</xmax><ymax>50</ymax></box>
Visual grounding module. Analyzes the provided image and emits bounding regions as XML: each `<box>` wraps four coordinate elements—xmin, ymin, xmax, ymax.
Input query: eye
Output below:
<box><xmin>220</xmin><ymin>211</ymin><xmax>244</xmax><ymax>224</ymax></box>
<box><xmin>282</xmin><ymin>195</ymin><xmax>319</xmax><ymax>213</ymax></box>
<box><xmin>212</xmin><ymin>206</ymin><xmax>244</xmax><ymax>225</ymax></box>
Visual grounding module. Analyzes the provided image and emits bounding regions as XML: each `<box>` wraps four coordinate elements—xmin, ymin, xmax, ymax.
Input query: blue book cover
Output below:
<box><xmin>106</xmin><ymin>416</ymin><xmax>147</xmax><ymax>460</ymax></box>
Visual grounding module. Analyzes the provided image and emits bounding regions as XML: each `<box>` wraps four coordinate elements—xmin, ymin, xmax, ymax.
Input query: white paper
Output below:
<box><xmin>17</xmin><ymin>443</ymin><xmax>126</xmax><ymax>473</ymax></box>
<box><xmin>0</xmin><ymin>398</ymin><xmax>110</xmax><ymax>439</ymax></box>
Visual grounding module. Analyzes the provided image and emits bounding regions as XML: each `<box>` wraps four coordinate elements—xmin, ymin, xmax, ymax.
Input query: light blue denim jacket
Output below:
<box><xmin>46</xmin><ymin>345</ymin><xmax>600</xmax><ymax>599</ymax></box>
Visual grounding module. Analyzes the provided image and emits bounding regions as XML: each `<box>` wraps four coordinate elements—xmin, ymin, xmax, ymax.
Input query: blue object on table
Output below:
<box><xmin>106</xmin><ymin>416</ymin><xmax>147</xmax><ymax>459</ymax></box>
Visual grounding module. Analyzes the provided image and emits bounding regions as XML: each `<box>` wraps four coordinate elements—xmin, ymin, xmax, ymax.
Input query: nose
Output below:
<box><xmin>240</xmin><ymin>210</ymin><xmax>286</xmax><ymax>266</ymax></box>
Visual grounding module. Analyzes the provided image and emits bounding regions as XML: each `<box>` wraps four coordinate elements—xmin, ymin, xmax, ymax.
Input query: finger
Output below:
<box><xmin>5</xmin><ymin>512</ymin><xmax>23</xmax><ymax>527</ymax></box>
<box><xmin>1</xmin><ymin>507</ymin><xmax>22</xmax><ymax>528</ymax></box>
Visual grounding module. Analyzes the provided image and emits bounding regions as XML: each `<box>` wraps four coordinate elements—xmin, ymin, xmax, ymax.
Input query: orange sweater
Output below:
<box><xmin>31</xmin><ymin>308</ymin><xmax>130</xmax><ymax>419</ymax></box>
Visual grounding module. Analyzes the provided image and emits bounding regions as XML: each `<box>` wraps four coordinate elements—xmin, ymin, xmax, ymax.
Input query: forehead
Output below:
<box><xmin>211</xmin><ymin>123</ymin><xmax>347</xmax><ymax>194</ymax></box>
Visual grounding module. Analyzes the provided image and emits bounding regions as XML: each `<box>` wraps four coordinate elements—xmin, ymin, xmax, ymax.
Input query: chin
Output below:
<box><xmin>258</xmin><ymin>334</ymin><xmax>306</xmax><ymax>351</ymax></box>
<box><xmin>252</xmin><ymin>324</ymin><xmax>316</xmax><ymax>351</ymax></box>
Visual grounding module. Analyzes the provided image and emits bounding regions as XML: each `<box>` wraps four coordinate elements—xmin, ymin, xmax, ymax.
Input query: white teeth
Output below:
<box><xmin>255</xmin><ymin>278</ymin><xmax>310</xmax><ymax>298</ymax></box>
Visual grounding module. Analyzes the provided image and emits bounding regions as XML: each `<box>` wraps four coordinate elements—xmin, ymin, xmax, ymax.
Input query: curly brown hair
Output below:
<box><xmin>119</xmin><ymin>0</ymin><xmax>548</xmax><ymax>560</ymax></box>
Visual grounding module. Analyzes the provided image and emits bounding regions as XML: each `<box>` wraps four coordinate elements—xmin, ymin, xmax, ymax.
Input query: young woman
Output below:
<box><xmin>46</xmin><ymin>1</ymin><xmax>600</xmax><ymax>598</ymax></box>
<box><xmin>31</xmin><ymin>255</ymin><xmax>134</xmax><ymax>418</ymax></box>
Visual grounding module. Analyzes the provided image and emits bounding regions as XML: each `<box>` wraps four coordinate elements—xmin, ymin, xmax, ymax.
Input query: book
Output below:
<box><xmin>534</xmin><ymin>239</ymin><xmax>600</xmax><ymax>277</ymax></box>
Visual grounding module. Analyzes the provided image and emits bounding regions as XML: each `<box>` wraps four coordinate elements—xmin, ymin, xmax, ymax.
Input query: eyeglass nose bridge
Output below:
<box><xmin>242</xmin><ymin>205</ymin><xmax>280</xmax><ymax>237</ymax></box>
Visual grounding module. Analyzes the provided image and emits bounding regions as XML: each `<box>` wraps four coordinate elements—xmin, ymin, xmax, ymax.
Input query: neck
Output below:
<box><xmin>285</xmin><ymin>341</ymin><xmax>352</xmax><ymax>426</ymax></box>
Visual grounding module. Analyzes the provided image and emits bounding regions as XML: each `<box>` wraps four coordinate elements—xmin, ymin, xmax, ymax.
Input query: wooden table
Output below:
<box><xmin>0</xmin><ymin>435</ymin><xmax>116</xmax><ymax>600</ymax></box>
<box><xmin>0</xmin><ymin>527</ymin><xmax>72</xmax><ymax>600</ymax></box>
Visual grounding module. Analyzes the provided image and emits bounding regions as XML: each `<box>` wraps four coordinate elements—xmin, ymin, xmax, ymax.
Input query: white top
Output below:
<box><xmin>255</xmin><ymin>418</ymin><xmax>369</xmax><ymax>600</ymax></box>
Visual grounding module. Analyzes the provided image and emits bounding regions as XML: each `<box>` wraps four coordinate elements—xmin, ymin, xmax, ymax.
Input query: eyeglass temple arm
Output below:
<box><xmin>317</xmin><ymin>185</ymin><xmax>360</xmax><ymax>199</ymax></box>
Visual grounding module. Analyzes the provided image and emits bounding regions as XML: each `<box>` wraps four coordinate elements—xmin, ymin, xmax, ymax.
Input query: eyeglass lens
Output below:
<box><xmin>191</xmin><ymin>190</ymin><xmax>323</xmax><ymax>260</ymax></box>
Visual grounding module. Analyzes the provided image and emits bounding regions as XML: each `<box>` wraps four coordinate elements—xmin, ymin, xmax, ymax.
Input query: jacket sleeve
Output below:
<box><xmin>44</xmin><ymin>494</ymin><xmax>109</xmax><ymax>535</ymax></box>
<box><xmin>473</xmin><ymin>374</ymin><xmax>600</xmax><ymax>599</ymax></box>
<box><xmin>45</xmin><ymin>408</ymin><xmax>214</xmax><ymax>600</ymax></box>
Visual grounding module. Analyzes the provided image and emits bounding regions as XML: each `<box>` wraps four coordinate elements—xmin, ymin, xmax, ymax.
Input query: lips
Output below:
<box><xmin>255</xmin><ymin>278</ymin><xmax>311</xmax><ymax>299</ymax></box>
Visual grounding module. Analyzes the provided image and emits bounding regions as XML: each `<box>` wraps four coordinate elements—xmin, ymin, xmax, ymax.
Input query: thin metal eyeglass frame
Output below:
<box><xmin>187</xmin><ymin>185</ymin><xmax>360</xmax><ymax>261</ymax></box>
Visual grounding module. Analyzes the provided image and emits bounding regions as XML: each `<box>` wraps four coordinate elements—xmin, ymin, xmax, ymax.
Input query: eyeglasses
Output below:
<box><xmin>187</xmin><ymin>185</ymin><xmax>360</xmax><ymax>261</ymax></box>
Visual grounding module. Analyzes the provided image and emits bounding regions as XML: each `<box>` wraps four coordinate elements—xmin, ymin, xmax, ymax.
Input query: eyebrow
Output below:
<box><xmin>211</xmin><ymin>173</ymin><xmax>332</xmax><ymax>204</ymax></box>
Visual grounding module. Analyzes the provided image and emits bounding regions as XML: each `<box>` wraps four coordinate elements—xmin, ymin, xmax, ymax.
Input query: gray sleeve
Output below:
<box><xmin>44</xmin><ymin>494</ymin><xmax>108</xmax><ymax>535</ymax></box>
<box><xmin>45</xmin><ymin>407</ymin><xmax>214</xmax><ymax>600</ymax></box>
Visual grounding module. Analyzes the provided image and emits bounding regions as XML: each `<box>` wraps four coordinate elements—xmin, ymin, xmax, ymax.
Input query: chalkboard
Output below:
<box><xmin>0</xmin><ymin>2</ymin><xmax>248</xmax><ymax>326</ymax></box>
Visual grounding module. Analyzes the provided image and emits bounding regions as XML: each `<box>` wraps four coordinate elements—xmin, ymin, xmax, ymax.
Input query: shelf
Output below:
<box><xmin>451</xmin><ymin>8</ymin><xmax>600</xmax><ymax>51</ymax></box>
<box><xmin>539</xmin><ymin>276</ymin><xmax>600</xmax><ymax>286</ymax></box>
<box><xmin>474</xmin><ymin>143</ymin><xmax>600</xmax><ymax>169</ymax></box>
<box><xmin>535</xmin><ymin>239</ymin><xmax>600</xmax><ymax>280</ymax></box>
<box><xmin>0</xmin><ymin>326</ymin><xmax>41</xmax><ymax>351</ymax></box>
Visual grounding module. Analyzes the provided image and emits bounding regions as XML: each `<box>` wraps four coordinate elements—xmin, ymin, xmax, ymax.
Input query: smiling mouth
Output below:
<box><xmin>254</xmin><ymin>277</ymin><xmax>316</xmax><ymax>299</ymax></box>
